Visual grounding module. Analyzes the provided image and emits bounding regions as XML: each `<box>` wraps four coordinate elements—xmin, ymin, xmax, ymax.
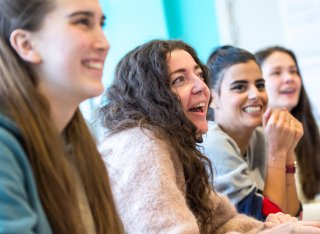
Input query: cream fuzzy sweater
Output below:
<box><xmin>100</xmin><ymin>127</ymin><xmax>266</xmax><ymax>233</ymax></box>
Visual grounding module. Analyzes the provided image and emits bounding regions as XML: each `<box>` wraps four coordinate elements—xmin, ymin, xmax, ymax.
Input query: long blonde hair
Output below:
<box><xmin>0</xmin><ymin>0</ymin><xmax>123</xmax><ymax>233</ymax></box>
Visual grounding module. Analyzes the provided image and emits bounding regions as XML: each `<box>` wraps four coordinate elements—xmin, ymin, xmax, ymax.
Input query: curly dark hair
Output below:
<box><xmin>99</xmin><ymin>39</ymin><xmax>215</xmax><ymax>231</ymax></box>
<box><xmin>255</xmin><ymin>46</ymin><xmax>320</xmax><ymax>200</ymax></box>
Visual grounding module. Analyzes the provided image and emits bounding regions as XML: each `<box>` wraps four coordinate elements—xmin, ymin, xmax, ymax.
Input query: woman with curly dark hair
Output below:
<box><xmin>255</xmin><ymin>46</ymin><xmax>320</xmax><ymax>203</ymax></box>
<box><xmin>99</xmin><ymin>39</ymin><xmax>320</xmax><ymax>233</ymax></box>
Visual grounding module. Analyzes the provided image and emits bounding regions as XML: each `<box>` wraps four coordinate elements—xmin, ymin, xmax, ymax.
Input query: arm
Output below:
<box><xmin>285</xmin><ymin>119</ymin><xmax>303</xmax><ymax>216</ymax></box>
<box><xmin>209</xmin><ymin>192</ymin><xmax>264</xmax><ymax>234</ymax></box>
<box><xmin>262</xmin><ymin>108</ymin><xmax>301</xmax><ymax>216</ymax></box>
<box><xmin>101</xmin><ymin>128</ymin><xmax>201</xmax><ymax>234</ymax></box>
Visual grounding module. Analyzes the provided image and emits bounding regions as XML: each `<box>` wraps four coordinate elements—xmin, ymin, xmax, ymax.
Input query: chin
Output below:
<box><xmin>196</xmin><ymin>125</ymin><xmax>208</xmax><ymax>136</ymax></box>
<box><xmin>88</xmin><ymin>86</ymin><xmax>104</xmax><ymax>98</ymax></box>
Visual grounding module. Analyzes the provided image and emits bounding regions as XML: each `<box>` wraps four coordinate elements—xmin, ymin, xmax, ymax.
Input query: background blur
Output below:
<box><xmin>85</xmin><ymin>0</ymin><xmax>320</xmax><ymax>138</ymax></box>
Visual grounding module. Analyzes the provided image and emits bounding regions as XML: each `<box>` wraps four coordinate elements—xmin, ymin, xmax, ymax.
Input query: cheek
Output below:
<box><xmin>296</xmin><ymin>78</ymin><xmax>302</xmax><ymax>91</ymax></box>
<box><xmin>262</xmin><ymin>92</ymin><xmax>269</xmax><ymax>106</ymax></box>
<box><xmin>266</xmin><ymin>82</ymin><xmax>278</xmax><ymax>95</ymax></box>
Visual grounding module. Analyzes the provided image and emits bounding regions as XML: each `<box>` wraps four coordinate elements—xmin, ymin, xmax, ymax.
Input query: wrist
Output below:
<box><xmin>286</xmin><ymin>161</ymin><xmax>297</xmax><ymax>174</ymax></box>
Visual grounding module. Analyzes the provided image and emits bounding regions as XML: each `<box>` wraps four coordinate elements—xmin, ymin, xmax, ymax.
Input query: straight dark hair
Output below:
<box><xmin>206</xmin><ymin>45</ymin><xmax>260</xmax><ymax>120</ymax></box>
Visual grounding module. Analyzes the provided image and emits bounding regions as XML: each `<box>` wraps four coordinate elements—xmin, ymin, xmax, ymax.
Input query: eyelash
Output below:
<box><xmin>76</xmin><ymin>18</ymin><xmax>91</xmax><ymax>27</ymax></box>
<box><xmin>256</xmin><ymin>82</ymin><xmax>265</xmax><ymax>90</ymax></box>
<box><xmin>231</xmin><ymin>83</ymin><xmax>265</xmax><ymax>92</ymax></box>
<box><xmin>75</xmin><ymin>18</ymin><xmax>105</xmax><ymax>29</ymax></box>
<box><xmin>100</xmin><ymin>19</ymin><xmax>106</xmax><ymax>28</ymax></box>
<box><xmin>197</xmin><ymin>72</ymin><xmax>204</xmax><ymax>80</ymax></box>
<box><xmin>171</xmin><ymin>76</ymin><xmax>185</xmax><ymax>86</ymax></box>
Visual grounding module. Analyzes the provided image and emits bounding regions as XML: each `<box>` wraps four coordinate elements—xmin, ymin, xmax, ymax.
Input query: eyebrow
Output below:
<box><xmin>230</xmin><ymin>78</ymin><xmax>264</xmax><ymax>85</ymax></box>
<box><xmin>230</xmin><ymin>80</ymin><xmax>248</xmax><ymax>86</ymax></box>
<box><xmin>67</xmin><ymin>11</ymin><xmax>106</xmax><ymax>21</ymax></box>
<box><xmin>169</xmin><ymin>64</ymin><xmax>201</xmax><ymax>76</ymax></box>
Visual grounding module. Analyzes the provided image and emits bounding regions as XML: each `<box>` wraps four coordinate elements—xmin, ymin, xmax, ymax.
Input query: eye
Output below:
<box><xmin>100</xmin><ymin>17</ymin><xmax>106</xmax><ymax>28</ymax></box>
<box><xmin>256</xmin><ymin>81</ymin><xmax>265</xmax><ymax>91</ymax></box>
<box><xmin>171</xmin><ymin>76</ymin><xmax>185</xmax><ymax>86</ymax></box>
<box><xmin>270</xmin><ymin>70</ymin><xmax>281</xmax><ymax>76</ymax></box>
<box><xmin>231</xmin><ymin>84</ymin><xmax>247</xmax><ymax>92</ymax></box>
<box><xmin>197</xmin><ymin>71</ymin><xmax>204</xmax><ymax>80</ymax></box>
<box><xmin>289</xmin><ymin>69</ymin><xmax>298</xmax><ymax>75</ymax></box>
<box><xmin>75</xmin><ymin>17</ymin><xmax>92</xmax><ymax>27</ymax></box>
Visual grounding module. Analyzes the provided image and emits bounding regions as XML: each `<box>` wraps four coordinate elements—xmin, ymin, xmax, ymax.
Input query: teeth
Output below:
<box><xmin>84</xmin><ymin>62</ymin><xmax>103</xmax><ymax>70</ymax></box>
<box><xmin>192</xmin><ymin>103</ymin><xmax>205</xmax><ymax>108</ymax></box>
<box><xmin>244</xmin><ymin>106</ymin><xmax>261</xmax><ymax>113</ymax></box>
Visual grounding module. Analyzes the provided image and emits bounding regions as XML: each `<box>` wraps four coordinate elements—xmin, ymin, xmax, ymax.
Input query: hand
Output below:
<box><xmin>263</xmin><ymin>220</ymin><xmax>320</xmax><ymax>234</ymax></box>
<box><xmin>263</xmin><ymin>108</ymin><xmax>303</xmax><ymax>160</ymax></box>
<box><xmin>264</xmin><ymin>212</ymin><xmax>297</xmax><ymax>229</ymax></box>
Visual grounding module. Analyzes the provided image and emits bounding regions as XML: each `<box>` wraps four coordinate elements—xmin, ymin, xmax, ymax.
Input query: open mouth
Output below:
<box><xmin>280</xmin><ymin>88</ymin><xmax>296</xmax><ymax>94</ymax></box>
<box><xmin>243</xmin><ymin>106</ymin><xmax>262</xmax><ymax>113</ymax></box>
<box><xmin>83</xmin><ymin>61</ymin><xmax>104</xmax><ymax>70</ymax></box>
<box><xmin>189</xmin><ymin>103</ymin><xmax>205</xmax><ymax>113</ymax></box>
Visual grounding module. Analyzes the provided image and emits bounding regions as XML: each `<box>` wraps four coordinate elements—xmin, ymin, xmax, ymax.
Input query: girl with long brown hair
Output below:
<box><xmin>0</xmin><ymin>0</ymin><xmax>123</xmax><ymax>233</ymax></box>
<box><xmin>255</xmin><ymin>46</ymin><xmax>320</xmax><ymax>203</ymax></box>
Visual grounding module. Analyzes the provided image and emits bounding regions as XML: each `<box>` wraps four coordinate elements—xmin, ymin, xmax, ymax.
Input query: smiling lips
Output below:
<box><xmin>189</xmin><ymin>102</ymin><xmax>206</xmax><ymax>113</ymax></box>
<box><xmin>83</xmin><ymin>60</ymin><xmax>104</xmax><ymax>71</ymax></box>
<box><xmin>243</xmin><ymin>106</ymin><xmax>262</xmax><ymax>113</ymax></box>
<box><xmin>279</xmin><ymin>87</ymin><xmax>297</xmax><ymax>95</ymax></box>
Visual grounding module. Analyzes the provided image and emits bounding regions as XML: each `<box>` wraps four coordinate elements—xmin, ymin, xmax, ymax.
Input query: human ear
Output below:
<box><xmin>9</xmin><ymin>29</ymin><xmax>41</xmax><ymax>64</ymax></box>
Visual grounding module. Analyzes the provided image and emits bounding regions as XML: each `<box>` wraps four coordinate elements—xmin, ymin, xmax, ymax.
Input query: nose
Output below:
<box><xmin>248</xmin><ymin>86</ymin><xmax>259</xmax><ymax>100</ymax></box>
<box><xmin>283</xmin><ymin>71</ymin><xmax>294</xmax><ymax>83</ymax></box>
<box><xmin>93</xmin><ymin>28</ymin><xmax>110</xmax><ymax>55</ymax></box>
<box><xmin>192</xmin><ymin>76</ymin><xmax>207</xmax><ymax>94</ymax></box>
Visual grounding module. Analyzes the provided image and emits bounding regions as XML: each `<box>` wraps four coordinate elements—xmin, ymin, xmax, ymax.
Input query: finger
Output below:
<box><xmin>265</xmin><ymin>212</ymin><xmax>282</xmax><ymax>223</ymax></box>
<box><xmin>264</xmin><ymin>221</ymin><xmax>277</xmax><ymax>229</ymax></box>
<box><xmin>277</xmin><ymin>109</ymin><xmax>289</xmax><ymax>126</ymax></box>
<box><xmin>265</xmin><ymin>108</ymin><xmax>281</xmax><ymax>127</ymax></box>
<box><xmin>263</xmin><ymin>107</ymin><xmax>272</xmax><ymax>128</ymax></box>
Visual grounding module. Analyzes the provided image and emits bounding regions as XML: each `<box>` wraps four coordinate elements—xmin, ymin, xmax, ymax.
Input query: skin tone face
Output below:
<box><xmin>213</xmin><ymin>60</ymin><xmax>268</xmax><ymax>134</ymax></box>
<box><xmin>28</xmin><ymin>0</ymin><xmax>109</xmax><ymax>130</ymax></box>
<box><xmin>260</xmin><ymin>51</ymin><xmax>301</xmax><ymax>112</ymax></box>
<box><xmin>167</xmin><ymin>49</ymin><xmax>211</xmax><ymax>137</ymax></box>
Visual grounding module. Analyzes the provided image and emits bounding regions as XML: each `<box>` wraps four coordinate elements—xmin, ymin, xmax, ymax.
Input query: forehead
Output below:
<box><xmin>222</xmin><ymin>61</ymin><xmax>262</xmax><ymax>84</ymax></box>
<box><xmin>263</xmin><ymin>51</ymin><xmax>296</xmax><ymax>67</ymax></box>
<box><xmin>51</xmin><ymin>0</ymin><xmax>103</xmax><ymax>15</ymax></box>
<box><xmin>167</xmin><ymin>49</ymin><xmax>198</xmax><ymax>71</ymax></box>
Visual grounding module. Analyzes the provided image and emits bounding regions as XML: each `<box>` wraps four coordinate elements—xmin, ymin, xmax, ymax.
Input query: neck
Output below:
<box><xmin>51</xmin><ymin>102</ymin><xmax>77</xmax><ymax>133</ymax></box>
<box><xmin>38</xmin><ymin>80</ymin><xmax>79</xmax><ymax>133</ymax></box>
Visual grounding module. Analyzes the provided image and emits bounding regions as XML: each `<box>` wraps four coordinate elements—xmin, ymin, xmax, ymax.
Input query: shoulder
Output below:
<box><xmin>0</xmin><ymin>114</ymin><xmax>33</xmax><ymax>189</ymax></box>
<box><xmin>0</xmin><ymin>115</ymin><xmax>27</xmax><ymax>171</ymax></box>
<box><xmin>250</xmin><ymin>126</ymin><xmax>266</xmax><ymax>146</ymax></box>
<box><xmin>201</xmin><ymin>121</ymin><xmax>241</xmax><ymax>159</ymax></box>
<box><xmin>247</xmin><ymin>126</ymin><xmax>267</xmax><ymax>168</ymax></box>
<box><xmin>100</xmin><ymin>127</ymin><xmax>157</xmax><ymax>149</ymax></box>
<box><xmin>100</xmin><ymin>127</ymin><xmax>177</xmax><ymax>175</ymax></box>
<box><xmin>203</xmin><ymin>121</ymin><xmax>239</xmax><ymax>151</ymax></box>
<box><xmin>100</xmin><ymin>127</ymin><xmax>169</xmax><ymax>158</ymax></box>
<box><xmin>0</xmin><ymin>115</ymin><xmax>52</xmax><ymax>233</ymax></box>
